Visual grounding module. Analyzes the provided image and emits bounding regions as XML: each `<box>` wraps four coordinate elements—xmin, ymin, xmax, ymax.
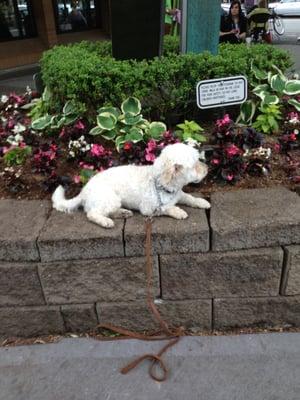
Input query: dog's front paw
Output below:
<box><xmin>173</xmin><ymin>208</ymin><xmax>188</xmax><ymax>219</ymax></box>
<box><xmin>194</xmin><ymin>198</ymin><xmax>211</xmax><ymax>209</ymax></box>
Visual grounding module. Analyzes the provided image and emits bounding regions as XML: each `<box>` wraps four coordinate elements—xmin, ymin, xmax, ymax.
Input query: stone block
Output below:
<box><xmin>38</xmin><ymin>256</ymin><xmax>160</xmax><ymax>304</ymax></box>
<box><xmin>61</xmin><ymin>304</ymin><xmax>98</xmax><ymax>332</ymax></box>
<box><xmin>0</xmin><ymin>262</ymin><xmax>45</xmax><ymax>306</ymax></box>
<box><xmin>0</xmin><ymin>200</ymin><xmax>50</xmax><ymax>261</ymax></box>
<box><xmin>160</xmin><ymin>247</ymin><xmax>283</xmax><ymax>300</ymax></box>
<box><xmin>125</xmin><ymin>207</ymin><xmax>209</xmax><ymax>257</ymax></box>
<box><xmin>97</xmin><ymin>299</ymin><xmax>212</xmax><ymax>332</ymax></box>
<box><xmin>214</xmin><ymin>296</ymin><xmax>300</xmax><ymax>330</ymax></box>
<box><xmin>282</xmin><ymin>245</ymin><xmax>300</xmax><ymax>295</ymax></box>
<box><xmin>210</xmin><ymin>188</ymin><xmax>300</xmax><ymax>251</ymax></box>
<box><xmin>38</xmin><ymin>210</ymin><xmax>124</xmax><ymax>262</ymax></box>
<box><xmin>0</xmin><ymin>306</ymin><xmax>64</xmax><ymax>337</ymax></box>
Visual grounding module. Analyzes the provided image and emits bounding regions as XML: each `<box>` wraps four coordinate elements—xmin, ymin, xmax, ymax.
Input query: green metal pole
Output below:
<box><xmin>181</xmin><ymin>0</ymin><xmax>221</xmax><ymax>55</ymax></box>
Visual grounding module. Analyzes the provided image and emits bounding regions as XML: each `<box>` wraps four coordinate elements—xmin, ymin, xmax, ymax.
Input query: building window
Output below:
<box><xmin>52</xmin><ymin>0</ymin><xmax>101</xmax><ymax>33</ymax></box>
<box><xmin>0</xmin><ymin>0</ymin><xmax>36</xmax><ymax>42</ymax></box>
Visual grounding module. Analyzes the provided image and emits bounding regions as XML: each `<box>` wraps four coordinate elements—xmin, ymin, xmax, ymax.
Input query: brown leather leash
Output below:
<box><xmin>94</xmin><ymin>218</ymin><xmax>185</xmax><ymax>382</ymax></box>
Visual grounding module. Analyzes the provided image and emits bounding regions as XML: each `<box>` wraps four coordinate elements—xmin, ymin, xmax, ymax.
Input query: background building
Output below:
<box><xmin>0</xmin><ymin>0</ymin><xmax>110</xmax><ymax>70</ymax></box>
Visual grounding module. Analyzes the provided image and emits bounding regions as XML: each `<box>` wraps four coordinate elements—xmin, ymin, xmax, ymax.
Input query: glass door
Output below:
<box><xmin>52</xmin><ymin>0</ymin><xmax>101</xmax><ymax>33</ymax></box>
<box><xmin>0</xmin><ymin>0</ymin><xmax>36</xmax><ymax>41</ymax></box>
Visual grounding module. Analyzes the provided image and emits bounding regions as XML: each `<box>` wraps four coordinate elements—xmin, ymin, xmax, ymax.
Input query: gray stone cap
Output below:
<box><xmin>210</xmin><ymin>187</ymin><xmax>300</xmax><ymax>251</ymax></box>
<box><xmin>0</xmin><ymin>187</ymin><xmax>299</xmax><ymax>262</ymax></box>
<box><xmin>0</xmin><ymin>200</ymin><xmax>51</xmax><ymax>261</ymax></box>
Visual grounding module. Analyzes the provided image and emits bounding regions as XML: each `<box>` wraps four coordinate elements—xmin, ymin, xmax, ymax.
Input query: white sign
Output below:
<box><xmin>196</xmin><ymin>76</ymin><xmax>247</xmax><ymax>109</ymax></box>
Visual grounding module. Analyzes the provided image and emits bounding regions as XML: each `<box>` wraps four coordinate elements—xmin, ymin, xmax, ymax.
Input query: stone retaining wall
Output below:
<box><xmin>0</xmin><ymin>187</ymin><xmax>300</xmax><ymax>338</ymax></box>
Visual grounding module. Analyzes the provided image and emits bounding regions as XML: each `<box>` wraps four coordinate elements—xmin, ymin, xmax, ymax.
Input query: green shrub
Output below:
<box><xmin>40</xmin><ymin>38</ymin><xmax>293</xmax><ymax>123</ymax></box>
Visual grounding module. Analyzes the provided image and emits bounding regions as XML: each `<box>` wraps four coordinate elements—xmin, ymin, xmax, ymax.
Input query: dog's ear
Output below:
<box><xmin>160</xmin><ymin>162</ymin><xmax>184</xmax><ymax>186</ymax></box>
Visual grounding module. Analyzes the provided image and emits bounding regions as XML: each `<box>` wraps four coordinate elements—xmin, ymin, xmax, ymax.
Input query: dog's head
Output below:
<box><xmin>153</xmin><ymin>143</ymin><xmax>208</xmax><ymax>190</ymax></box>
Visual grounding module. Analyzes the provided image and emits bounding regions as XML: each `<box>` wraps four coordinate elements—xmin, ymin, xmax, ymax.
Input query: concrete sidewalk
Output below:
<box><xmin>0</xmin><ymin>333</ymin><xmax>299</xmax><ymax>400</ymax></box>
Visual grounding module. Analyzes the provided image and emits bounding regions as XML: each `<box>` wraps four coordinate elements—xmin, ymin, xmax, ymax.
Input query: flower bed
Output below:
<box><xmin>0</xmin><ymin>89</ymin><xmax>299</xmax><ymax>200</ymax></box>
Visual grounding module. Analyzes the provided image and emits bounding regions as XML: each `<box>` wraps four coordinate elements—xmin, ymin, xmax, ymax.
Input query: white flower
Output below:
<box><xmin>1</xmin><ymin>95</ymin><xmax>8</xmax><ymax>104</ymax></box>
<box><xmin>13</xmin><ymin>123</ymin><xmax>26</xmax><ymax>134</ymax></box>
<box><xmin>289</xmin><ymin>117</ymin><xmax>299</xmax><ymax>125</ymax></box>
<box><xmin>294</xmin><ymin>129</ymin><xmax>299</xmax><ymax>135</ymax></box>
<box><xmin>69</xmin><ymin>150</ymin><xmax>75</xmax><ymax>158</ymax></box>
<box><xmin>185</xmin><ymin>137</ymin><xmax>198</xmax><ymax>147</ymax></box>
<box><xmin>7</xmin><ymin>133</ymin><xmax>24</xmax><ymax>146</ymax></box>
<box><xmin>4</xmin><ymin>167</ymin><xmax>14</xmax><ymax>173</ymax></box>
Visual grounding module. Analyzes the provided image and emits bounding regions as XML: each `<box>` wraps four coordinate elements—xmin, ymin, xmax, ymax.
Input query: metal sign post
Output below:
<box><xmin>181</xmin><ymin>0</ymin><xmax>220</xmax><ymax>54</ymax></box>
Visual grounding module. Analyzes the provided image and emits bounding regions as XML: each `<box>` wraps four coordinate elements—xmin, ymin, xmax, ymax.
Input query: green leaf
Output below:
<box><xmin>147</xmin><ymin>121</ymin><xmax>167</xmax><ymax>139</ymax></box>
<box><xmin>122</xmin><ymin>113</ymin><xmax>143</xmax><ymax>125</ymax></box>
<box><xmin>80</xmin><ymin>168</ymin><xmax>95</xmax><ymax>185</ymax></box>
<box><xmin>63</xmin><ymin>101</ymin><xmax>77</xmax><ymax>116</ymax></box>
<box><xmin>121</xmin><ymin>97</ymin><xmax>141</xmax><ymax>116</ymax></box>
<box><xmin>115</xmin><ymin>135</ymin><xmax>126</xmax><ymax>152</ymax></box>
<box><xmin>252</xmin><ymin>84</ymin><xmax>270</xmax><ymax>100</ymax></box>
<box><xmin>261</xmin><ymin>94</ymin><xmax>279</xmax><ymax>106</ymax></box>
<box><xmin>101</xmin><ymin>129</ymin><xmax>118</xmax><ymax>140</ymax></box>
<box><xmin>288</xmin><ymin>98</ymin><xmax>300</xmax><ymax>112</ymax></box>
<box><xmin>125</xmin><ymin>127</ymin><xmax>143</xmax><ymax>142</ymax></box>
<box><xmin>89</xmin><ymin>126</ymin><xmax>103</xmax><ymax>136</ymax></box>
<box><xmin>252</xmin><ymin>66</ymin><xmax>268</xmax><ymax>81</ymax></box>
<box><xmin>97</xmin><ymin>112</ymin><xmax>117</xmax><ymax>130</ymax></box>
<box><xmin>31</xmin><ymin>114</ymin><xmax>52</xmax><ymax>130</ymax></box>
<box><xmin>97</xmin><ymin>106</ymin><xmax>121</xmax><ymax>120</ymax></box>
<box><xmin>61</xmin><ymin>114</ymin><xmax>78</xmax><ymax>126</ymax></box>
<box><xmin>193</xmin><ymin>133</ymin><xmax>207</xmax><ymax>142</ymax></box>
<box><xmin>270</xmin><ymin>74</ymin><xmax>286</xmax><ymax>94</ymax></box>
<box><xmin>238</xmin><ymin>100</ymin><xmax>257</xmax><ymax>124</ymax></box>
<box><xmin>42</xmin><ymin>86</ymin><xmax>51</xmax><ymax>102</ymax></box>
<box><xmin>284</xmin><ymin>80</ymin><xmax>300</xmax><ymax>95</ymax></box>
<box><xmin>20</xmin><ymin>98</ymin><xmax>40</xmax><ymax>110</ymax></box>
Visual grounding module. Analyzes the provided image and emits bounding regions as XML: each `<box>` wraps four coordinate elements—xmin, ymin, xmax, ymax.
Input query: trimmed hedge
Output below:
<box><xmin>41</xmin><ymin>36</ymin><xmax>293</xmax><ymax>123</ymax></box>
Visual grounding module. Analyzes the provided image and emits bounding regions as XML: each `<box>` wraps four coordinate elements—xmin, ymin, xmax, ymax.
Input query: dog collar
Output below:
<box><xmin>154</xmin><ymin>179</ymin><xmax>176</xmax><ymax>195</ymax></box>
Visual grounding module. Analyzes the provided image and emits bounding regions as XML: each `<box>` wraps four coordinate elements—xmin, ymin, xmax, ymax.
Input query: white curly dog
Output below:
<box><xmin>52</xmin><ymin>143</ymin><xmax>210</xmax><ymax>228</ymax></box>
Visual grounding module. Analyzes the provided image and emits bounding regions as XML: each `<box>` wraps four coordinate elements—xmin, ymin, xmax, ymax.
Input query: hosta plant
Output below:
<box><xmin>237</xmin><ymin>65</ymin><xmax>300</xmax><ymax>128</ymax></box>
<box><xmin>89</xmin><ymin>97</ymin><xmax>167</xmax><ymax>151</ymax></box>
<box><xmin>30</xmin><ymin>95</ymin><xmax>81</xmax><ymax>131</ymax></box>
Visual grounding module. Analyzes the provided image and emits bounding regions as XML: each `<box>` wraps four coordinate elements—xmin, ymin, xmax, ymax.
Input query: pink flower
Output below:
<box><xmin>9</xmin><ymin>93</ymin><xmax>23</xmax><ymax>105</ymax></box>
<box><xmin>75</xmin><ymin>120</ymin><xmax>85</xmax><ymax>130</ymax></box>
<box><xmin>7</xmin><ymin>119</ymin><xmax>15</xmax><ymax>129</ymax></box>
<box><xmin>90</xmin><ymin>144</ymin><xmax>105</xmax><ymax>157</ymax></box>
<box><xmin>274</xmin><ymin>143</ymin><xmax>281</xmax><ymax>152</ymax></box>
<box><xmin>59</xmin><ymin>127</ymin><xmax>66</xmax><ymax>138</ymax></box>
<box><xmin>288</xmin><ymin>112</ymin><xmax>299</xmax><ymax>121</ymax></box>
<box><xmin>145</xmin><ymin>152</ymin><xmax>156</xmax><ymax>162</ymax></box>
<box><xmin>226</xmin><ymin>174</ymin><xmax>234</xmax><ymax>181</ymax></box>
<box><xmin>289</xmin><ymin>133</ymin><xmax>297</xmax><ymax>141</ymax></box>
<box><xmin>73</xmin><ymin>175</ymin><xmax>81</xmax><ymax>184</ymax></box>
<box><xmin>225</xmin><ymin>144</ymin><xmax>240</xmax><ymax>157</ymax></box>
<box><xmin>216</xmin><ymin>114</ymin><xmax>231</xmax><ymax>128</ymax></box>
<box><xmin>146</xmin><ymin>139</ymin><xmax>157</xmax><ymax>152</ymax></box>
<box><xmin>79</xmin><ymin>162</ymin><xmax>94</xmax><ymax>170</ymax></box>
<box><xmin>2</xmin><ymin>146</ymin><xmax>10</xmax><ymax>154</ymax></box>
<box><xmin>211</xmin><ymin>158</ymin><xmax>220</xmax><ymax>165</ymax></box>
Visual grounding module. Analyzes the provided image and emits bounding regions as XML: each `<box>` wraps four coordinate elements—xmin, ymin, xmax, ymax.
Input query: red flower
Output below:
<box><xmin>225</xmin><ymin>144</ymin><xmax>240</xmax><ymax>157</ymax></box>
<box><xmin>123</xmin><ymin>142</ymin><xmax>132</xmax><ymax>151</ymax></box>
<box><xmin>274</xmin><ymin>143</ymin><xmax>281</xmax><ymax>152</ymax></box>
<box><xmin>211</xmin><ymin>158</ymin><xmax>220</xmax><ymax>165</ymax></box>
